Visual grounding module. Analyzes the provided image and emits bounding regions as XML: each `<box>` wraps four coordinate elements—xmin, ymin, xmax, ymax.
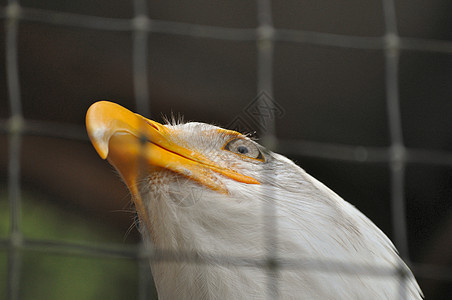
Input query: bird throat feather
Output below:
<box><xmin>86</xmin><ymin>101</ymin><xmax>423</xmax><ymax>299</ymax></box>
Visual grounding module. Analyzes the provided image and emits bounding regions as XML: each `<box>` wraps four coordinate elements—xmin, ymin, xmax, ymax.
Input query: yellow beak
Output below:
<box><xmin>86</xmin><ymin>101</ymin><xmax>260</xmax><ymax>232</ymax></box>
<box><xmin>86</xmin><ymin>100</ymin><xmax>259</xmax><ymax>199</ymax></box>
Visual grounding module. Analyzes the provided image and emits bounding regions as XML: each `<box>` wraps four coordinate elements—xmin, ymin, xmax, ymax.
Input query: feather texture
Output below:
<box><xmin>132</xmin><ymin>122</ymin><xmax>423</xmax><ymax>299</ymax></box>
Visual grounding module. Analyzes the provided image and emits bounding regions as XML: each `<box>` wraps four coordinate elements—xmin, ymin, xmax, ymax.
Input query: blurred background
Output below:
<box><xmin>1</xmin><ymin>0</ymin><xmax>451</xmax><ymax>299</ymax></box>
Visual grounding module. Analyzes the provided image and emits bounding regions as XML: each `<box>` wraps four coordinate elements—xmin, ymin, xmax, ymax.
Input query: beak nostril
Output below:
<box><xmin>139</xmin><ymin>133</ymin><xmax>147</xmax><ymax>145</ymax></box>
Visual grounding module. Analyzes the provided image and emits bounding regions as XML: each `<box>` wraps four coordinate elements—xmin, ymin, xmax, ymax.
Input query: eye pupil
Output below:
<box><xmin>237</xmin><ymin>145</ymin><xmax>248</xmax><ymax>154</ymax></box>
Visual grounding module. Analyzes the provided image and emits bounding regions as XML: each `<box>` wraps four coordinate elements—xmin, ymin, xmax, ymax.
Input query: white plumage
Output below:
<box><xmin>86</xmin><ymin>101</ymin><xmax>422</xmax><ymax>299</ymax></box>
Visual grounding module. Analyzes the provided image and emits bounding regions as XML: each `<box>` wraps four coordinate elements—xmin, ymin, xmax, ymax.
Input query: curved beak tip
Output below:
<box><xmin>86</xmin><ymin>102</ymin><xmax>113</xmax><ymax>160</ymax></box>
<box><xmin>89</xmin><ymin>127</ymin><xmax>109</xmax><ymax>159</ymax></box>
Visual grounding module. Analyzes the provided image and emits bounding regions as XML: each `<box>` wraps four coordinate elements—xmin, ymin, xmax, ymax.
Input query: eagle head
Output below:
<box><xmin>86</xmin><ymin>101</ymin><xmax>422</xmax><ymax>299</ymax></box>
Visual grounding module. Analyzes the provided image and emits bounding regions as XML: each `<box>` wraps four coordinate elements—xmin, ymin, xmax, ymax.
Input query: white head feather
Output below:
<box><xmin>134</xmin><ymin>121</ymin><xmax>423</xmax><ymax>300</ymax></box>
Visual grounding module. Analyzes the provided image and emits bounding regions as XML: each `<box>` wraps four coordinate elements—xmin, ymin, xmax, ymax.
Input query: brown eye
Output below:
<box><xmin>224</xmin><ymin>138</ymin><xmax>264</xmax><ymax>161</ymax></box>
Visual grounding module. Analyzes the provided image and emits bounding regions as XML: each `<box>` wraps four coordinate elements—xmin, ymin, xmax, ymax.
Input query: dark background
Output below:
<box><xmin>0</xmin><ymin>0</ymin><xmax>451</xmax><ymax>299</ymax></box>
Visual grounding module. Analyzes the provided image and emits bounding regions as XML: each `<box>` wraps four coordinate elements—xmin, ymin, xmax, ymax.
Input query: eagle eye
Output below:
<box><xmin>223</xmin><ymin>138</ymin><xmax>264</xmax><ymax>161</ymax></box>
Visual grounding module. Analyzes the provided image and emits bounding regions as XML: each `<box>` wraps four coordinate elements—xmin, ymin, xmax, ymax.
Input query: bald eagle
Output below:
<box><xmin>86</xmin><ymin>101</ymin><xmax>422</xmax><ymax>299</ymax></box>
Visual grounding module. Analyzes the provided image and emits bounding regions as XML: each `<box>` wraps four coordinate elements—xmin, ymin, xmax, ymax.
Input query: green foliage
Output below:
<box><xmin>0</xmin><ymin>189</ymin><xmax>139</xmax><ymax>299</ymax></box>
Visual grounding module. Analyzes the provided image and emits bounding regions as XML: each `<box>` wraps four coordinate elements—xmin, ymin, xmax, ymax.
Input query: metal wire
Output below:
<box><xmin>1</xmin><ymin>1</ymin><xmax>451</xmax><ymax>299</ymax></box>
<box><xmin>131</xmin><ymin>1</ymin><xmax>155</xmax><ymax>299</ymax></box>
<box><xmin>381</xmin><ymin>1</ymin><xmax>410</xmax><ymax>297</ymax></box>
<box><xmin>5</xmin><ymin>1</ymin><xmax>23</xmax><ymax>300</ymax></box>
<box><xmin>2</xmin><ymin>7</ymin><xmax>452</xmax><ymax>53</ymax></box>
<box><xmin>255</xmin><ymin>2</ymin><xmax>280</xmax><ymax>299</ymax></box>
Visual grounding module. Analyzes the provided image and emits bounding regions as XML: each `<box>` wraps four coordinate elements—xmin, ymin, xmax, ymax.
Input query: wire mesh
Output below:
<box><xmin>1</xmin><ymin>0</ymin><xmax>452</xmax><ymax>299</ymax></box>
